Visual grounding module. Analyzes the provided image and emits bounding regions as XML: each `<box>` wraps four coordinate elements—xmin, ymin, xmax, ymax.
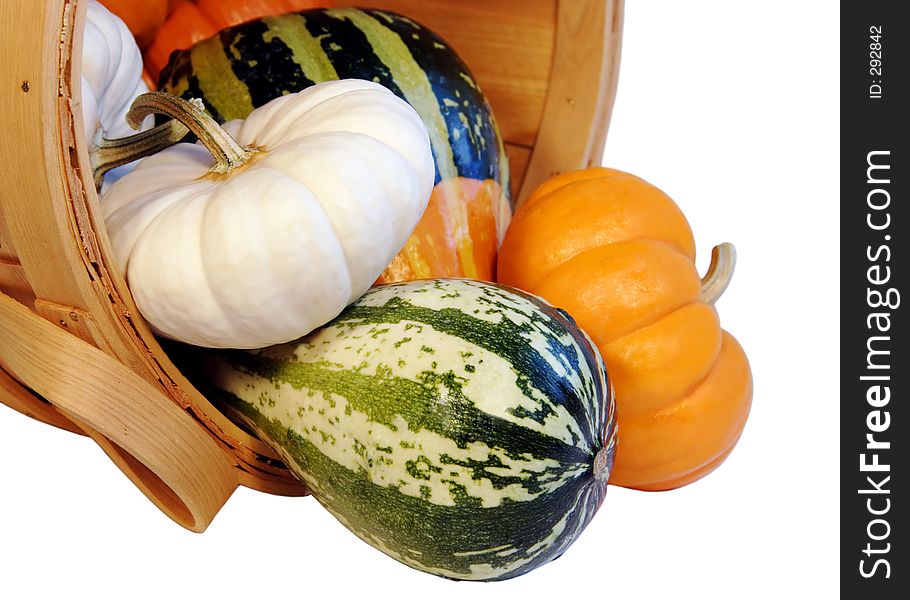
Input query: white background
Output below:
<box><xmin>0</xmin><ymin>1</ymin><xmax>839</xmax><ymax>598</ymax></box>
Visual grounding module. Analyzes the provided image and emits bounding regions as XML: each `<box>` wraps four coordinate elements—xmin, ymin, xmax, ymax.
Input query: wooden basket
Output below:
<box><xmin>0</xmin><ymin>0</ymin><xmax>623</xmax><ymax>532</ymax></box>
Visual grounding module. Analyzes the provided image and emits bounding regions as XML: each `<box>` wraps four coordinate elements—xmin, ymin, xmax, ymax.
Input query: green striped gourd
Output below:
<box><xmin>158</xmin><ymin>8</ymin><xmax>512</xmax><ymax>282</ymax></box>
<box><xmin>202</xmin><ymin>279</ymin><xmax>617</xmax><ymax>581</ymax></box>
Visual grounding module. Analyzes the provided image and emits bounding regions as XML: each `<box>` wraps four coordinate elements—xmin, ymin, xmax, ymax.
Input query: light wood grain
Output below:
<box><xmin>0</xmin><ymin>366</ymin><xmax>85</xmax><ymax>436</ymax></box>
<box><xmin>0</xmin><ymin>290</ymin><xmax>237</xmax><ymax>532</ymax></box>
<box><xmin>518</xmin><ymin>0</ymin><xmax>624</xmax><ymax>202</ymax></box>
<box><xmin>0</xmin><ymin>205</ymin><xmax>20</xmax><ymax>261</ymax></box>
<box><xmin>585</xmin><ymin>0</ymin><xmax>624</xmax><ymax>168</ymax></box>
<box><xmin>505</xmin><ymin>143</ymin><xmax>533</xmax><ymax>201</ymax></box>
<box><xmin>358</xmin><ymin>0</ymin><xmax>556</xmax><ymax>148</ymax></box>
<box><xmin>0</xmin><ymin>258</ymin><xmax>35</xmax><ymax>308</ymax></box>
<box><xmin>0</xmin><ymin>1</ymin><xmax>111</xmax><ymax>327</ymax></box>
<box><xmin>33</xmin><ymin>299</ymin><xmax>115</xmax><ymax>353</ymax></box>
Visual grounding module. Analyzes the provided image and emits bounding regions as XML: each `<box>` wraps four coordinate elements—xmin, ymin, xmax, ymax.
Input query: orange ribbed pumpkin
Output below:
<box><xmin>497</xmin><ymin>168</ymin><xmax>752</xmax><ymax>491</ymax></box>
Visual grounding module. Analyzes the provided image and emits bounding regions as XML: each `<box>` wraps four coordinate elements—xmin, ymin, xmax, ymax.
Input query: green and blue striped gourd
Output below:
<box><xmin>159</xmin><ymin>7</ymin><xmax>508</xmax><ymax>191</ymax></box>
<box><xmin>201</xmin><ymin>279</ymin><xmax>617</xmax><ymax>581</ymax></box>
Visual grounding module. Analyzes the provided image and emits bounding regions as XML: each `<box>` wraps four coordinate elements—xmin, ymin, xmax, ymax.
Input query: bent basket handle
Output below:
<box><xmin>0</xmin><ymin>291</ymin><xmax>237</xmax><ymax>532</ymax></box>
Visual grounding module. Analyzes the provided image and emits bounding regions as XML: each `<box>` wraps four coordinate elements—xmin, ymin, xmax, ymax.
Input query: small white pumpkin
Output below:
<box><xmin>102</xmin><ymin>80</ymin><xmax>434</xmax><ymax>349</ymax></box>
<box><xmin>82</xmin><ymin>0</ymin><xmax>151</xmax><ymax>187</ymax></box>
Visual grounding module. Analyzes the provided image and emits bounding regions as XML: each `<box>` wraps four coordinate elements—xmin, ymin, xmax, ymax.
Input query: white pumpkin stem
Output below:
<box><xmin>699</xmin><ymin>243</ymin><xmax>737</xmax><ymax>305</ymax></box>
<box><xmin>127</xmin><ymin>92</ymin><xmax>257</xmax><ymax>175</ymax></box>
<box><xmin>90</xmin><ymin>119</ymin><xmax>189</xmax><ymax>190</ymax></box>
<box><xmin>91</xmin><ymin>92</ymin><xmax>257</xmax><ymax>189</ymax></box>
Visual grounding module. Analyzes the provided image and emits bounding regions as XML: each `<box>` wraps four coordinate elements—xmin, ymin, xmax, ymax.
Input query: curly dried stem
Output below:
<box><xmin>91</xmin><ymin>119</ymin><xmax>188</xmax><ymax>189</ymax></box>
<box><xmin>700</xmin><ymin>243</ymin><xmax>737</xmax><ymax>305</ymax></box>
<box><xmin>91</xmin><ymin>92</ymin><xmax>256</xmax><ymax>189</ymax></box>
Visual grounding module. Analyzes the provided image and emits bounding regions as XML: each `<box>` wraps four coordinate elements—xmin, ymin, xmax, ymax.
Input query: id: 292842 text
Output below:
<box><xmin>868</xmin><ymin>26</ymin><xmax>882</xmax><ymax>99</ymax></box>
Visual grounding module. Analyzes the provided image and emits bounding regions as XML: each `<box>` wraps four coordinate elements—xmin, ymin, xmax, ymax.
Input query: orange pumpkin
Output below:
<box><xmin>99</xmin><ymin>0</ymin><xmax>180</xmax><ymax>48</ymax></box>
<box><xmin>497</xmin><ymin>167</ymin><xmax>752</xmax><ymax>491</ymax></box>
<box><xmin>144</xmin><ymin>0</ymin><xmax>331</xmax><ymax>82</ymax></box>
<box><xmin>377</xmin><ymin>178</ymin><xmax>509</xmax><ymax>284</ymax></box>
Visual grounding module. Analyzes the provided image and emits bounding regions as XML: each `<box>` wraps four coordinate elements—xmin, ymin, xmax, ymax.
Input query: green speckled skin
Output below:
<box><xmin>202</xmin><ymin>279</ymin><xmax>617</xmax><ymax>580</ymax></box>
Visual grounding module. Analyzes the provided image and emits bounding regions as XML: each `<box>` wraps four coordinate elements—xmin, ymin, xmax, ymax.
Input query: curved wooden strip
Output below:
<box><xmin>518</xmin><ymin>0</ymin><xmax>624</xmax><ymax>203</ymax></box>
<box><xmin>0</xmin><ymin>290</ymin><xmax>238</xmax><ymax>532</ymax></box>
<box><xmin>0</xmin><ymin>366</ymin><xmax>85</xmax><ymax>435</ymax></box>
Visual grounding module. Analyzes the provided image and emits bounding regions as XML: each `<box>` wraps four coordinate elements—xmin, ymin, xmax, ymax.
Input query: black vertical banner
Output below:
<box><xmin>841</xmin><ymin>2</ymin><xmax>906</xmax><ymax>596</ymax></box>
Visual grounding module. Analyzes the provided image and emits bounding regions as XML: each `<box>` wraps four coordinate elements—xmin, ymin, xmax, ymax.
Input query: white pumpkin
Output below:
<box><xmin>82</xmin><ymin>0</ymin><xmax>151</xmax><ymax>187</ymax></box>
<box><xmin>102</xmin><ymin>80</ymin><xmax>434</xmax><ymax>349</ymax></box>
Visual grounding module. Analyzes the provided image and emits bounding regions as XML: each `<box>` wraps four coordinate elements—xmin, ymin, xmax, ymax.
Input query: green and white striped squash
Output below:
<box><xmin>201</xmin><ymin>279</ymin><xmax>617</xmax><ymax>581</ymax></box>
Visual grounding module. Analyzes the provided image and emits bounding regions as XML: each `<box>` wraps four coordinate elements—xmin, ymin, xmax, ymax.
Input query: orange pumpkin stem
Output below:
<box><xmin>699</xmin><ymin>243</ymin><xmax>736</xmax><ymax>305</ymax></box>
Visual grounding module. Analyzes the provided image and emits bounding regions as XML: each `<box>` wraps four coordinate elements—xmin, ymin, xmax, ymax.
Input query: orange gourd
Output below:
<box><xmin>497</xmin><ymin>167</ymin><xmax>752</xmax><ymax>491</ymax></box>
<box><xmin>99</xmin><ymin>0</ymin><xmax>180</xmax><ymax>48</ymax></box>
<box><xmin>377</xmin><ymin>178</ymin><xmax>509</xmax><ymax>284</ymax></box>
<box><xmin>144</xmin><ymin>0</ymin><xmax>331</xmax><ymax>82</ymax></box>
